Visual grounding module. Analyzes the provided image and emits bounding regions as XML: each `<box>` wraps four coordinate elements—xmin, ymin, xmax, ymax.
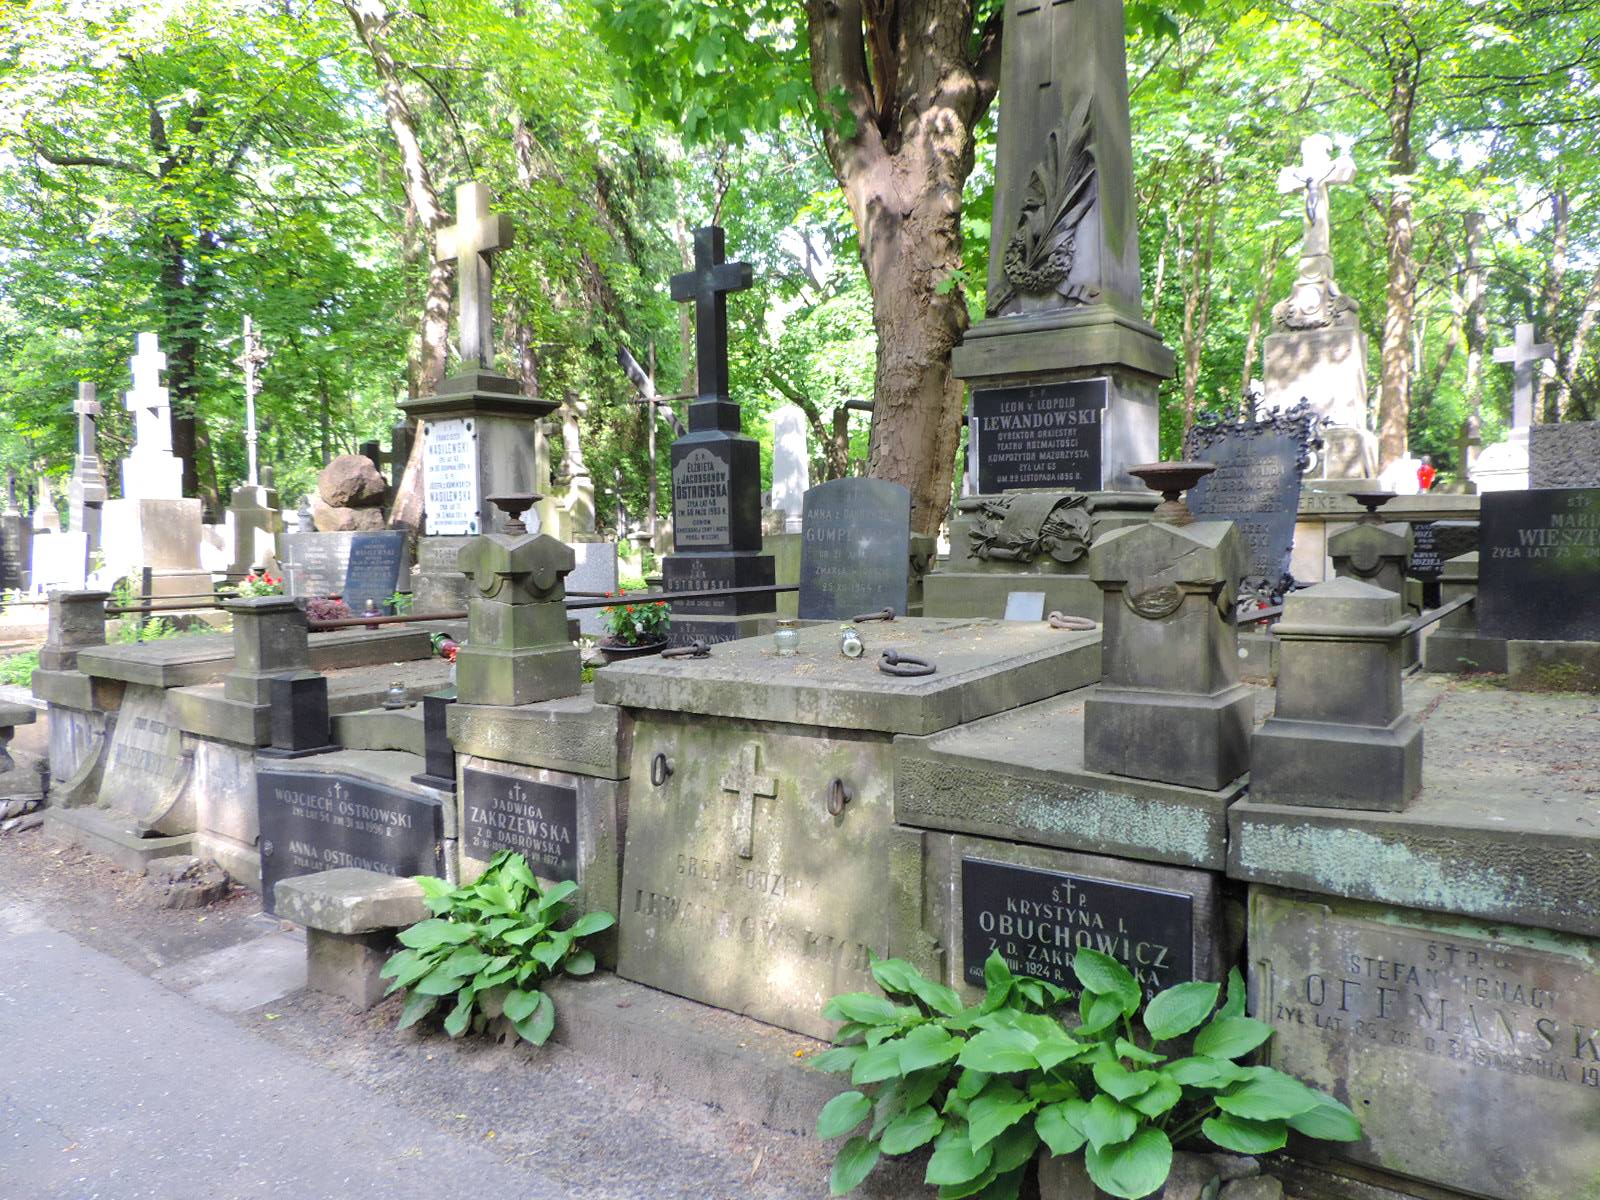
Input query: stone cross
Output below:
<box><xmin>720</xmin><ymin>743</ymin><xmax>775</xmax><ymax>859</ymax></box>
<box><xmin>1013</xmin><ymin>0</ymin><xmax>1075</xmax><ymax>89</ymax></box>
<box><xmin>125</xmin><ymin>332</ymin><xmax>172</xmax><ymax>454</ymax></box>
<box><xmin>234</xmin><ymin>316</ymin><xmax>269</xmax><ymax>486</ymax></box>
<box><xmin>670</xmin><ymin>226</ymin><xmax>752</xmax><ymax>405</ymax></box>
<box><xmin>74</xmin><ymin>383</ymin><xmax>101</xmax><ymax>459</ymax></box>
<box><xmin>3</xmin><ymin>471</ymin><xmax>17</xmax><ymax>516</ymax></box>
<box><xmin>1492</xmin><ymin>322</ymin><xmax>1556</xmax><ymax>429</ymax></box>
<box><xmin>434</xmin><ymin>181</ymin><xmax>514</xmax><ymax>371</ymax></box>
<box><xmin>1278</xmin><ymin>135</ymin><xmax>1356</xmax><ymax>261</ymax></box>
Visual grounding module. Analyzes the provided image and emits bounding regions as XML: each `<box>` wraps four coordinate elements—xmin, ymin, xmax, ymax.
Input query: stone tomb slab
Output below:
<box><xmin>256</xmin><ymin>762</ymin><xmax>444</xmax><ymax>917</ymax></box>
<box><xmin>937</xmin><ymin>835</ymin><xmax>1225</xmax><ymax>1004</ymax></box>
<box><xmin>1479</xmin><ymin>486</ymin><xmax>1600</xmax><ymax>642</ymax></box>
<box><xmin>98</xmin><ymin>683</ymin><xmax>192</xmax><ymax>836</ymax></box>
<box><xmin>1250</xmin><ymin>887</ymin><xmax>1600</xmax><ymax>1200</ymax></box>
<box><xmin>797</xmin><ymin>477</ymin><xmax>912</xmax><ymax>620</ymax></box>
<box><xmin>1404</xmin><ymin>518</ymin><xmax>1479</xmax><ymax>584</ymax></box>
<box><xmin>970</xmin><ymin>378</ymin><xmax>1107</xmax><ymax>494</ymax></box>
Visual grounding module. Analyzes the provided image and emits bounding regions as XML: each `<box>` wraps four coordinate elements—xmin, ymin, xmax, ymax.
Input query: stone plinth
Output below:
<box><xmin>1083</xmin><ymin>519</ymin><xmax>1252</xmax><ymax>791</ymax></box>
<box><xmin>1251</xmin><ymin>578</ymin><xmax>1421</xmax><ymax>811</ymax></box>
<box><xmin>1469</xmin><ymin>426</ymin><xmax>1530</xmax><ymax>492</ymax></box>
<box><xmin>1327</xmin><ymin>518</ymin><xmax>1412</xmax><ymax>597</ymax></box>
<box><xmin>222</xmin><ymin>596</ymin><xmax>310</xmax><ymax>705</ymax></box>
<box><xmin>100</xmin><ymin>497</ymin><xmax>210</xmax><ymax>601</ymax></box>
<box><xmin>1263</xmin><ymin>324</ymin><xmax>1376</xmax><ymax>480</ymax></box>
<box><xmin>38</xmin><ymin>590</ymin><xmax>109</xmax><ymax>672</ymax></box>
<box><xmin>1422</xmin><ymin>551</ymin><xmax>1507</xmax><ymax>674</ymax></box>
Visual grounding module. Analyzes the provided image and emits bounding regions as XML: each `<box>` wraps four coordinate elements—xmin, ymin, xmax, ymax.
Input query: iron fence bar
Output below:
<box><xmin>1408</xmin><ymin>592</ymin><xmax>1475</xmax><ymax>635</ymax></box>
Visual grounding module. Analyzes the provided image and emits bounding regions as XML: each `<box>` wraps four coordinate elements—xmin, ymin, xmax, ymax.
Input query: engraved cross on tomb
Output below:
<box><xmin>670</xmin><ymin>225</ymin><xmax>752</xmax><ymax>426</ymax></box>
<box><xmin>435</xmin><ymin>181</ymin><xmax>515</xmax><ymax>370</ymax></box>
<box><xmin>1493</xmin><ymin>321</ymin><xmax>1556</xmax><ymax>430</ymax></box>
<box><xmin>720</xmin><ymin>743</ymin><xmax>776</xmax><ymax>859</ymax></box>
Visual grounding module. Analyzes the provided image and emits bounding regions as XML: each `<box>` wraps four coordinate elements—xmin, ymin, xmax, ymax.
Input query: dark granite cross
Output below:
<box><xmin>671</xmin><ymin>226</ymin><xmax>752</xmax><ymax>405</ymax></box>
<box><xmin>1492</xmin><ymin>321</ymin><xmax>1556</xmax><ymax>429</ymax></box>
<box><xmin>435</xmin><ymin>181</ymin><xmax>515</xmax><ymax>371</ymax></box>
<box><xmin>720</xmin><ymin>743</ymin><xmax>775</xmax><ymax>860</ymax></box>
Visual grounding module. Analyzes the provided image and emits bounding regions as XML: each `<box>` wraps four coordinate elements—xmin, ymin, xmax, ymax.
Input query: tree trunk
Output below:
<box><xmin>1239</xmin><ymin>233</ymin><xmax>1284</xmax><ymax>400</ymax></box>
<box><xmin>1461</xmin><ymin>211</ymin><xmax>1488</xmax><ymax>422</ymax></box>
<box><xmin>830</xmin><ymin>407</ymin><xmax>852</xmax><ymax>480</ymax></box>
<box><xmin>1377</xmin><ymin>61</ymin><xmax>1419</xmax><ymax>468</ymax></box>
<box><xmin>1180</xmin><ymin>185</ymin><xmax>1218</xmax><ymax>430</ymax></box>
<box><xmin>1541</xmin><ymin>187</ymin><xmax>1569</xmax><ymax>421</ymax></box>
<box><xmin>1554</xmin><ymin>262</ymin><xmax>1600</xmax><ymax>421</ymax></box>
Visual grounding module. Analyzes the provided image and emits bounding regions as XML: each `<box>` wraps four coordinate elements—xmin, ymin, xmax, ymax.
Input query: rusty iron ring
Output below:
<box><xmin>1047</xmin><ymin>611</ymin><xmax>1098</xmax><ymax>631</ymax></box>
<box><xmin>878</xmin><ymin>649</ymin><xmax>936</xmax><ymax>677</ymax></box>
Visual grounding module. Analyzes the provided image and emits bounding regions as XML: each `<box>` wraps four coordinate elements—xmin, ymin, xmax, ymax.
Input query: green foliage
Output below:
<box><xmin>0</xmin><ymin>649</ymin><xmax>40</xmax><ymax>687</ymax></box>
<box><xmin>814</xmin><ymin>952</ymin><xmax>1358</xmax><ymax>1198</ymax></box>
<box><xmin>380</xmin><ymin>850</ymin><xmax>614</xmax><ymax>1047</ymax></box>
<box><xmin>598</xmin><ymin>591</ymin><xmax>670</xmax><ymax>645</ymax></box>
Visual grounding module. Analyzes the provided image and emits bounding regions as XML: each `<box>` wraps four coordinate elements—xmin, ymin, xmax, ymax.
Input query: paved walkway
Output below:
<box><xmin>0</xmin><ymin>910</ymin><xmax>560</xmax><ymax>1200</ymax></box>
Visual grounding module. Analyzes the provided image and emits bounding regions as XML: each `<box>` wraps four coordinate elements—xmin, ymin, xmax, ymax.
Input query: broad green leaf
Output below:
<box><xmin>869</xmin><ymin>956</ymin><xmax>918</xmax><ymax>996</ymax></box>
<box><xmin>1162</xmin><ymin>1056</ymin><xmax>1252</xmax><ymax>1088</ymax></box>
<box><xmin>503</xmin><ymin>988</ymin><xmax>541</xmax><ymax>1023</ymax></box>
<box><xmin>829</xmin><ymin>1135</ymin><xmax>879</xmax><ymax>1195</ymax></box>
<box><xmin>1034</xmin><ymin>1030</ymin><xmax>1092</xmax><ymax>1071</ymax></box>
<box><xmin>957</xmin><ymin>1028</ymin><xmax>1038</xmax><ymax>1074</ymax></box>
<box><xmin>816</xmin><ymin>1090</ymin><xmax>872</xmax><ymax>1139</ymax></box>
<box><xmin>1093</xmin><ymin>1061</ymin><xmax>1159</xmax><ymax>1101</ymax></box>
<box><xmin>444</xmin><ymin>990</ymin><xmax>475</xmax><ymax>1037</ymax></box>
<box><xmin>1193</xmin><ymin>1016</ymin><xmax>1274</xmax><ymax>1060</ymax></box>
<box><xmin>899</xmin><ymin>1023</ymin><xmax>964</xmax><ymax>1072</ymax></box>
<box><xmin>566</xmin><ymin>910</ymin><xmax>616</xmax><ymax>939</ymax></box>
<box><xmin>824</xmin><ymin>992</ymin><xmax>906</xmax><ymax>1026</ymax></box>
<box><xmin>1114</xmin><ymin>1038</ymin><xmax>1164</xmax><ymax>1065</ymax></box>
<box><xmin>956</xmin><ymin>1069</ymin><xmax>992</xmax><ymax>1100</ymax></box>
<box><xmin>1219</xmin><ymin>967</ymin><xmax>1247</xmax><ymax>1020</ymax></box>
<box><xmin>414</xmin><ymin>965</ymin><xmax>470</xmax><ymax>996</ymax></box>
<box><xmin>564</xmin><ymin>949</ymin><xmax>597</xmax><ymax>976</ymax></box>
<box><xmin>1029</xmin><ymin>1078</ymin><xmax>1079</xmax><ymax>1104</ymax></box>
<box><xmin>981</xmin><ymin>951</ymin><xmax>1014</xmax><ymax>1012</ymax></box>
<box><xmin>1216</xmin><ymin>1072</ymin><xmax>1323</xmax><ymax>1121</ymax></box>
<box><xmin>1035</xmin><ymin>1101</ymin><xmax>1088</xmax><ymax>1155</ymax></box>
<box><xmin>1072</xmin><ymin>948</ymin><xmax>1140</xmax><ymax>1013</ymax></box>
<box><xmin>1142</xmin><ymin>980</ymin><xmax>1219</xmax><ymax>1041</ymax></box>
<box><xmin>397</xmin><ymin>990</ymin><xmax>438</xmax><ymax>1030</ymax></box>
<box><xmin>1287</xmin><ymin>1095</ymin><xmax>1363</xmax><ymax>1142</ymax></box>
<box><xmin>511</xmin><ymin>989</ymin><xmax>556</xmax><ymax>1046</ymax></box>
<box><xmin>1081</xmin><ymin>1094</ymin><xmax>1138</xmax><ymax>1151</ymax></box>
<box><xmin>439</xmin><ymin>948</ymin><xmax>490</xmax><ymax>978</ymax></box>
<box><xmin>1085</xmin><ymin>1127</ymin><xmax>1173</xmax><ymax>1199</ymax></box>
<box><xmin>987</xmin><ymin>1121</ymin><xmax>1039</xmax><ymax>1174</ymax></box>
<box><xmin>502</xmin><ymin>856</ymin><xmax>538</xmax><ymax>889</ymax></box>
<box><xmin>925</xmin><ymin>1130</ymin><xmax>994</xmax><ymax>1187</ymax></box>
<box><xmin>851</xmin><ymin>1039</ymin><xmax>906</xmax><ymax>1085</ymax></box>
<box><xmin>1202</xmin><ymin>1113</ymin><xmax>1288</xmax><ymax>1155</ymax></box>
<box><xmin>908</xmin><ymin>973</ymin><xmax>965</xmax><ymax>1017</ymax></box>
<box><xmin>1078</xmin><ymin>991</ymin><xmax>1126</xmax><ymax>1036</ymax></box>
<box><xmin>381</xmin><ymin>950</ymin><xmax>432</xmax><ymax>992</ymax></box>
<box><xmin>880</xmin><ymin>1103</ymin><xmax>943</xmax><ymax>1154</ymax></box>
<box><xmin>936</xmin><ymin>1165</ymin><xmax>998</xmax><ymax>1200</ymax></box>
<box><xmin>396</xmin><ymin>919</ymin><xmax>476</xmax><ymax>950</ymax></box>
<box><xmin>966</xmin><ymin>1082</ymin><xmax>1036</xmax><ymax>1150</ymax></box>
<box><xmin>1129</xmin><ymin>1075</ymin><xmax>1183</xmax><ymax>1118</ymax></box>
<box><xmin>537</xmin><ymin>880</ymin><xmax>579</xmax><ymax>911</ymax></box>
<box><xmin>810</xmin><ymin>1045</ymin><xmax>866</xmax><ymax>1074</ymax></box>
<box><xmin>902</xmin><ymin>1067</ymin><xmax>944</xmax><ymax>1111</ymax></box>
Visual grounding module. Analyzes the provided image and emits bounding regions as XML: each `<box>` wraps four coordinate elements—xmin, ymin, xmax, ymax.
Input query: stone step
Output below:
<box><xmin>43</xmin><ymin>805</ymin><xmax>193</xmax><ymax>873</ymax></box>
<box><xmin>331</xmin><ymin>706</ymin><xmax>426</xmax><ymax>756</ymax></box>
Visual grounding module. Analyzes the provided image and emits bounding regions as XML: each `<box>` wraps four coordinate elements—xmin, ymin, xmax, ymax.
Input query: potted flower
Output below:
<box><xmin>597</xmin><ymin>591</ymin><xmax>670</xmax><ymax>664</ymax></box>
<box><xmin>237</xmin><ymin>571</ymin><xmax>284</xmax><ymax>598</ymax></box>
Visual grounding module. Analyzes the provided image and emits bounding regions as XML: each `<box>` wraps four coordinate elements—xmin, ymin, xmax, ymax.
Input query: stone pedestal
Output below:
<box><xmin>1469</xmin><ymin>427</ymin><xmax>1530</xmax><ymax>492</ymax></box>
<box><xmin>38</xmin><ymin>590</ymin><xmax>109</xmax><ymax>672</ymax></box>
<box><xmin>1422</xmin><ymin>551</ymin><xmax>1507</xmax><ymax>673</ymax></box>
<box><xmin>100</xmin><ymin>497</ymin><xmax>210</xmax><ymax>600</ymax></box>
<box><xmin>1327</xmin><ymin>519</ymin><xmax>1412</xmax><ymax>598</ymax></box>
<box><xmin>226</xmin><ymin>483</ymin><xmax>281</xmax><ymax>576</ymax></box>
<box><xmin>223</xmin><ymin>596</ymin><xmax>310</xmax><ymax>705</ymax></box>
<box><xmin>1084</xmin><ymin>519</ymin><xmax>1253</xmax><ymax>791</ymax></box>
<box><xmin>1251</xmin><ymin>578</ymin><xmax>1421</xmax><ymax>811</ymax></box>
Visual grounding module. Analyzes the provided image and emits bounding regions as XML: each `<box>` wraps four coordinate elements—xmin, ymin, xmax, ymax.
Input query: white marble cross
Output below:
<box><xmin>235</xmin><ymin>316</ymin><xmax>269</xmax><ymax>485</ymax></box>
<box><xmin>720</xmin><ymin>743</ymin><xmax>776</xmax><ymax>860</ymax></box>
<box><xmin>1493</xmin><ymin>322</ymin><xmax>1556</xmax><ymax>429</ymax></box>
<box><xmin>434</xmin><ymin>181</ymin><xmax>514</xmax><ymax>370</ymax></box>
<box><xmin>125</xmin><ymin>332</ymin><xmax>173</xmax><ymax>455</ymax></box>
<box><xmin>73</xmin><ymin>383</ymin><xmax>101</xmax><ymax>459</ymax></box>
<box><xmin>1278</xmin><ymin>134</ymin><xmax>1355</xmax><ymax>260</ymax></box>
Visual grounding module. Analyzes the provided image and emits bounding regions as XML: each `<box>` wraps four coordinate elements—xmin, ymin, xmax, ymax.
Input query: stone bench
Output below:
<box><xmin>272</xmin><ymin>868</ymin><xmax>428</xmax><ymax>1011</ymax></box>
<box><xmin>0</xmin><ymin>700</ymin><xmax>39</xmax><ymax>772</ymax></box>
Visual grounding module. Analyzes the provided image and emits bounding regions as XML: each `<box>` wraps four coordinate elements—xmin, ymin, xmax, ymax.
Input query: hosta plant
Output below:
<box><xmin>380</xmin><ymin>850</ymin><xmax>614</xmax><ymax>1046</ymax></box>
<box><xmin>814</xmin><ymin>950</ymin><xmax>1360</xmax><ymax>1199</ymax></box>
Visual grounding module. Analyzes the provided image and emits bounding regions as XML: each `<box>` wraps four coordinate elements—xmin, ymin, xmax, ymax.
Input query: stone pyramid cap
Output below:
<box><xmin>1280</xmin><ymin>576</ymin><xmax>1406</xmax><ymax>634</ymax></box>
<box><xmin>1090</xmin><ymin>518</ymin><xmax>1247</xmax><ymax>586</ymax></box>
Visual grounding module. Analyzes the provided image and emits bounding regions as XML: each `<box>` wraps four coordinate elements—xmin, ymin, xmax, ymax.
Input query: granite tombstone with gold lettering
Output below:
<box><xmin>595</xmin><ymin>617</ymin><xmax>1101</xmax><ymax>1039</ymax></box>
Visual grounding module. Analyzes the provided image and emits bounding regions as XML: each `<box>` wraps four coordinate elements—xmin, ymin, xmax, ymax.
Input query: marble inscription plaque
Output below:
<box><xmin>1252</xmin><ymin>889</ymin><xmax>1600</xmax><ymax>1200</ymax></box>
<box><xmin>256</xmin><ymin>769</ymin><xmax>443</xmax><ymax>916</ymax></box>
<box><xmin>797</xmin><ymin>477</ymin><xmax>912</xmax><ymax>620</ymax></box>
<box><xmin>671</xmin><ymin>446</ymin><xmax>731</xmax><ymax>548</ymax></box>
<box><xmin>423</xmin><ymin>417</ymin><xmax>480</xmax><ymax>536</ymax></box>
<box><xmin>462</xmin><ymin>765</ymin><xmax>578</xmax><ymax>881</ymax></box>
<box><xmin>1479</xmin><ymin>487</ymin><xmax>1600</xmax><ymax>641</ymax></box>
<box><xmin>971</xmin><ymin>379</ymin><xmax>1107</xmax><ymax>493</ymax></box>
<box><xmin>99</xmin><ymin>683</ymin><xmax>187</xmax><ymax>825</ymax></box>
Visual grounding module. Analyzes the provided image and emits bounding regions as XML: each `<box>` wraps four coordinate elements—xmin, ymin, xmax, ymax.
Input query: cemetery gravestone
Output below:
<box><xmin>1184</xmin><ymin>402</ymin><xmax>1322</xmax><ymax>599</ymax></box>
<box><xmin>769</xmin><ymin>405</ymin><xmax>809</xmax><ymax>533</ymax></box>
<box><xmin>969</xmin><ymin>380</ymin><xmax>1108</xmax><ymax>493</ymax></box>
<box><xmin>566</xmin><ymin>540</ymin><xmax>619</xmax><ymax>637</ymax></box>
<box><xmin>256</xmin><ymin>767</ymin><xmax>444</xmax><ymax>917</ymax></box>
<box><xmin>99</xmin><ymin>684</ymin><xmax>192</xmax><ymax>836</ymax></box>
<box><xmin>69</xmin><ymin>382</ymin><xmax>107</xmax><ymax>551</ymax></box>
<box><xmin>423</xmin><ymin>417</ymin><xmax>481</xmax><ymax>536</ymax></box>
<box><xmin>341</xmin><ymin>530</ymin><xmax>409</xmax><ymax>613</ymax></box>
<box><xmin>461</xmin><ymin>764</ymin><xmax>579</xmax><ymax>881</ymax></box>
<box><xmin>1478</xmin><ymin>487</ymin><xmax>1600</xmax><ymax>642</ymax></box>
<box><xmin>1473</xmin><ymin>322</ymin><xmax>1557</xmax><ymax>493</ymax></box>
<box><xmin>28</xmin><ymin>533</ymin><xmax>89</xmax><ymax>595</ymax></box>
<box><xmin>797</xmin><ymin>478</ymin><xmax>912</xmax><ymax>620</ymax></box>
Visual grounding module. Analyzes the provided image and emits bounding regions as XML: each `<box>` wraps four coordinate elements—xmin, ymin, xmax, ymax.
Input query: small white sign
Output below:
<box><xmin>1003</xmin><ymin>590</ymin><xmax>1047</xmax><ymax>622</ymax></box>
<box><xmin>424</xmin><ymin>418</ymin><xmax>480</xmax><ymax>536</ymax></box>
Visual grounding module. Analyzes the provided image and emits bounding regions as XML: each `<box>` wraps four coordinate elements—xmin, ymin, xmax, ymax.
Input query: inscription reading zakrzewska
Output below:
<box><xmin>462</xmin><ymin>766</ymin><xmax>578</xmax><ymax>879</ymax></box>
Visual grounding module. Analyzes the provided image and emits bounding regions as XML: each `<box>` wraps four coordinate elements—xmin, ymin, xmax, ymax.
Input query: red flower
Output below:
<box><xmin>246</xmin><ymin>572</ymin><xmax>257</xmax><ymax>583</ymax></box>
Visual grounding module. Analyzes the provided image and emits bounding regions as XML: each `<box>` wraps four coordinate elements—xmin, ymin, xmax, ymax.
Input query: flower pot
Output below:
<box><xmin>598</xmin><ymin>638</ymin><xmax>668</xmax><ymax>666</ymax></box>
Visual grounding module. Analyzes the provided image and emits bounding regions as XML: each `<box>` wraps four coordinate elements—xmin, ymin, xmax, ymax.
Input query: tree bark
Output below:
<box><xmin>1541</xmin><ymin>187</ymin><xmax>1569</xmax><ymax>421</ymax></box>
<box><xmin>1378</xmin><ymin>57</ymin><xmax>1420</xmax><ymax>468</ymax></box>
<box><xmin>805</xmin><ymin>0</ymin><xmax>999</xmax><ymax>535</ymax></box>
<box><xmin>1461</xmin><ymin>211</ymin><xmax>1488</xmax><ymax>423</ymax></box>
<box><xmin>1239</xmin><ymin>233</ymin><xmax>1285</xmax><ymax>402</ymax></box>
<box><xmin>1180</xmin><ymin>181</ymin><xmax>1218</xmax><ymax>430</ymax></box>
<box><xmin>1554</xmin><ymin>262</ymin><xmax>1600</xmax><ymax>421</ymax></box>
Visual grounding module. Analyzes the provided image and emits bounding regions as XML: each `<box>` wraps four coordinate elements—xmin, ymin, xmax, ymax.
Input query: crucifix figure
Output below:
<box><xmin>435</xmin><ymin>181</ymin><xmax>514</xmax><ymax>371</ymax></box>
<box><xmin>670</xmin><ymin>226</ymin><xmax>752</xmax><ymax>410</ymax></box>
<box><xmin>74</xmin><ymin>383</ymin><xmax>101</xmax><ymax>462</ymax></box>
<box><xmin>235</xmin><ymin>316</ymin><xmax>269</xmax><ymax>486</ymax></box>
<box><xmin>1493</xmin><ymin>322</ymin><xmax>1556</xmax><ymax>430</ymax></box>
<box><xmin>1278</xmin><ymin>135</ymin><xmax>1356</xmax><ymax>262</ymax></box>
<box><xmin>720</xmin><ymin>743</ymin><xmax>776</xmax><ymax>860</ymax></box>
<box><xmin>125</xmin><ymin>332</ymin><xmax>173</xmax><ymax>454</ymax></box>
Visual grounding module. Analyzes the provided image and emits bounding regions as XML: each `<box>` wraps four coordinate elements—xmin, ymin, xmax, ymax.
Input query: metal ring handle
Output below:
<box><xmin>826</xmin><ymin>778</ymin><xmax>851</xmax><ymax>817</ymax></box>
<box><xmin>878</xmin><ymin>650</ymin><xmax>936</xmax><ymax>677</ymax></box>
<box><xmin>1047</xmin><ymin>611</ymin><xmax>1098</xmax><ymax>631</ymax></box>
<box><xmin>851</xmin><ymin>608</ymin><xmax>896</xmax><ymax>623</ymax></box>
<box><xmin>650</xmin><ymin>752</ymin><xmax>674</xmax><ymax>787</ymax></box>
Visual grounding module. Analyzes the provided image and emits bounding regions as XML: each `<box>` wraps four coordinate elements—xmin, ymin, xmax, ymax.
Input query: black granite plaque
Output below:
<box><xmin>971</xmin><ymin>379</ymin><xmax>1107</xmax><ymax>493</ymax></box>
<box><xmin>797</xmin><ymin>478</ymin><xmax>912</xmax><ymax>620</ymax></box>
<box><xmin>257</xmin><ymin>769</ymin><xmax>443</xmax><ymax>915</ymax></box>
<box><xmin>961</xmin><ymin>858</ymin><xmax>1194</xmax><ymax>998</ymax></box>
<box><xmin>1480</xmin><ymin>487</ymin><xmax>1600</xmax><ymax>641</ymax></box>
<box><xmin>1406</xmin><ymin>520</ymin><xmax>1479</xmax><ymax>583</ymax></box>
<box><xmin>281</xmin><ymin>531</ymin><xmax>347</xmax><ymax>598</ymax></box>
<box><xmin>660</xmin><ymin>552</ymin><xmax>775</xmax><ymax>616</ymax></box>
<box><xmin>1185</xmin><ymin>409</ymin><xmax>1316</xmax><ymax>596</ymax></box>
<box><xmin>462</xmin><ymin>766</ymin><xmax>579</xmax><ymax>880</ymax></box>
<box><xmin>342</xmin><ymin>530</ymin><xmax>408</xmax><ymax>612</ymax></box>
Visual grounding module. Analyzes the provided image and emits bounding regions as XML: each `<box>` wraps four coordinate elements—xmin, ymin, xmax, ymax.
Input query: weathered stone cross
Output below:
<box><xmin>125</xmin><ymin>332</ymin><xmax>172</xmax><ymax>454</ymax></box>
<box><xmin>720</xmin><ymin>743</ymin><xmax>776</xmax><ymax>860</ymax></box>
<box><xmin>1013</xmin><ymin>0</ymin><xmax>1075</xmax><ymax>89</ymax></box>
<box><xmin>435</xmin><ymin>181</ymin><xmax>515</xmax><ymax>371</ymax></box>
<box><xmin>1492</xmin><ymin>321</ymin><xmax>1556</xmax><ymax>429</ymax></box>
<box><xmin>1277</xmin><ymin>134</ymin><xmax>1356</xmax><ymax>261</ymax></box>
<box><xmin>670</xmin><ymin>226</ymin><xmax>752</xmax><ymax>405</ymax></box>
<box><xmin>73</xmin><ymin>383</ymin><xmax>101</xmax><ymax>460</ymax></box>
<box><xmin>234</xmin><ymin>316</ymin><xmax>269</xmax><ymax>485</ymax></box>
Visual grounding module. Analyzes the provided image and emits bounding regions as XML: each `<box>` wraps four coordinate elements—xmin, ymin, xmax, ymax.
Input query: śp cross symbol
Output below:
<box><xmin>720</xmin><ymin>743</ymin><xmax>776</xmax><ymax>860</ymax></box>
